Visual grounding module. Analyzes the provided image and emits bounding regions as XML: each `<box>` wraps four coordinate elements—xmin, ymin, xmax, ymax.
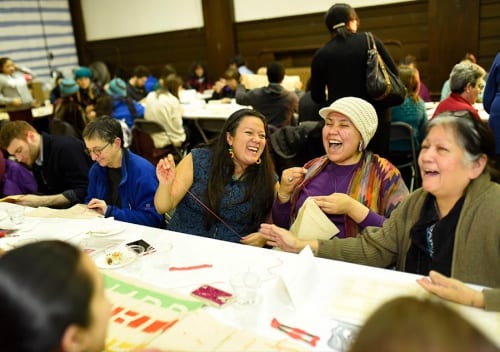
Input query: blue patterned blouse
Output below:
<box><xmin>167</xmin><ymin>148</ymin><xmax>255</xmax><ymax>243</ymax></box>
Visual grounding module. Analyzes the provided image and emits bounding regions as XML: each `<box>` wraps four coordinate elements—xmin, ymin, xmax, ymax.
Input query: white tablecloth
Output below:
<box><xmin>1</xmin><ymin>203</ymin><xmax>498</xmax><ymax>350</ymax></box>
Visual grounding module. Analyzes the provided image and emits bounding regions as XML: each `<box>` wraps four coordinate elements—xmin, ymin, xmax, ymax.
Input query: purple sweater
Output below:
<box><xmin>273</xmin><ymin>152</ymin><xmax>409</xmax><ymax>238</ymax></box>
<box><xmin>2</xmin><ymin>160</ymin><xmax>37</xmax><ymax>196</ymax></box>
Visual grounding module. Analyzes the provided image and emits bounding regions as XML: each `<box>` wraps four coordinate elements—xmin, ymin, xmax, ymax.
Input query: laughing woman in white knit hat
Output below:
<box><xmin>272</xmin><ymin>97</ymin><xmax>409</xmax><ymax>239</ymax></box>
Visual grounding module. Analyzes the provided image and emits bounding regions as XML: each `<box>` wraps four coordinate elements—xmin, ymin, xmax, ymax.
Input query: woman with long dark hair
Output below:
<box><xmin>155</xmin><ymin>109</ymin><xmax>277</xmax><ymax>245</ymax></box>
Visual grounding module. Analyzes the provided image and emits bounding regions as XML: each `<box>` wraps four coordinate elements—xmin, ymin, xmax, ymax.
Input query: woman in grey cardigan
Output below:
<box><xmin>261</xmin><ymin>110</ymin><xmax>500</xmax><ymax>311</ymax></box>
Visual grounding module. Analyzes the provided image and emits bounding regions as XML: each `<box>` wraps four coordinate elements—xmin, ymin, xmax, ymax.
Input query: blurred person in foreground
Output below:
<box><xmin>261</xmin><ymin>110</ymin><xmax>500</xmax><ymax>311</ymax></box>
<box><xmin>348</xmin><ymin>296</ymin><xmax>499</xmax><ymax>352</ymax></box>
<box><xmin>0</xmin><ymin>240</ymin><xmax>111</xmax><ymax>352</ymax></box>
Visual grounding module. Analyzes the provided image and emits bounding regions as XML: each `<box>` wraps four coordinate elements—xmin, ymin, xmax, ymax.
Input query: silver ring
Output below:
<box><xmin>287</xmin><ymin>177</ymin><xmax>293</xmax><ymax>182</ymax></box>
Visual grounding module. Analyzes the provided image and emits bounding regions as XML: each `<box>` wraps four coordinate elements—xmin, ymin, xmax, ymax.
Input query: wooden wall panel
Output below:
<box><xmin>83</xmin><ymin>29</ymin><xmax>206</xmax><ymax>78</ymax></box>
<box><xmin>235</xmin><ymin>1</ymin><xmax>429</xmax><ymax>89</ymax></box>
<box><xmin>479</xmin><ymin>0</ymin><xmax>500</xmax><ymax>68</ymax></box>
<box><xmin>71</xmin><ymin>0</ymin><xmax>498</xmax><ymax>98</ymax></box>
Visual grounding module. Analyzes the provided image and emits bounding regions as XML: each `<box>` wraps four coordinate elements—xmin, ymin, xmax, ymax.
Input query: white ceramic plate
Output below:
<box><xmin>87</xmin><ymin>223</ymin><xmax>125</xmax><ymax>237</ymax></box>
<box><xmin>94</xmin><ymin>247</ymin><xmax>137</xmax><ymax>269</ymax></box>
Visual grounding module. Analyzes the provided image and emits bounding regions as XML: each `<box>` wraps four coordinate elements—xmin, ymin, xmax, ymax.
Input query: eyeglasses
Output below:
<box><xmin>85</xmin><ymin>143</ymin><xmax>110</xmax><ymax>156</ymax></box>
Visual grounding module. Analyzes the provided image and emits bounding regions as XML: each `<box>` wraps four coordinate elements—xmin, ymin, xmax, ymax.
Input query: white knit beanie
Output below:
<box><xmin>318</xmin><ymin>97</ymin><xmax>378</xmax><ymax>149</ymax></box>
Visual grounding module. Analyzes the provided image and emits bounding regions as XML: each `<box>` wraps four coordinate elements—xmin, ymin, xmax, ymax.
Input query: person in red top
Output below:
<box><xmin>432</xmin><ymin>61</ymin><xmax>486</xmax><ymax>121</ymax></box>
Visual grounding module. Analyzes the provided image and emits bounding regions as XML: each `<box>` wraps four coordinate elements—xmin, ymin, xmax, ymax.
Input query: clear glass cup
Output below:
<box><xmin>148</xmin><ymin>242</ymin><xmax>173</xmax><ymax>270</ymax></box>
<box><xmin>230</xmin><ymin>271</ymin><xmax>261</xmax><ymax>305</ymax></box>
<box><xmin>125</xmin><ymin>245</ymin><xmax>145</xmax><ymax>274</ymax></box>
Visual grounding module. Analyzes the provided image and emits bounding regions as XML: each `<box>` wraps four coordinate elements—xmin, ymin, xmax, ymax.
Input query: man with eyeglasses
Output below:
<box><xmin>0</xmin><ymin>120</ymin><xmax>92</xmax><ymax>208</ymax></box>
<box><xmin>432</xmin><ymin>61</ymin><xmax>487</xmax><ymax>122</ymax></box>
<box><xmin>82</xmin><ymin>116</ymin><xmax>164</xmax><ymax>228</ymax></box>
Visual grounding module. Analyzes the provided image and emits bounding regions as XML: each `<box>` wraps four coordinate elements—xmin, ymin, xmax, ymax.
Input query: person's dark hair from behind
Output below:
<box><xmin>429</xmin><ymin>110</ymin><xmax>500</xmax><ymax>182</ymax></box>
<box><xmin>113</xmin><ymin>65</ymin><xmax>128</xmax><ymax>81</ymax></box>
<box><xmin>223</xmin><ymin>67</ymin><xmax>241</xmax><ymax>82</ymax></box>
<box><xmin>131</xmin><ymin>65</ymin><xmax>150</xmax><ymax>79</ymax></box>
<box><xmin>230</xmin><ymin>55</ymin><xmax>246</xmax><ymax>68</ymax></box>
<box><xmin>0</xmin><ymin>240</ymin><xmax>93</xmax><ymax>352</ymax></box>
<box><xmin>160</xmin><ymin>64</ymin><xmax>177</xmax><ymax>79</ymax></box>
<box><xmin>266</xmin><ymin>61</ymin><xmax>285</xmax><ymax>84</ymax></box>
<box><xmin>82</xmin><ymin>115</ymin><xmax>124</xmax><ymax>147</ymax></box>
<box><xmin>349</xmin><ymin>296</ymin><xmax>499</xmax><ymax>352</ymax></box>
<box><xmin>324</xmin><ymin>3</ymin><xmax>359</xmax><ymax>37</ymax></box>
<box><xmin>89</xmin><ymin>61</ymin><xmax>111</xmax><ymax>89</ymax></box>
<box><xmin>158</xmin><ymin>73</ymin><xmax>183</xmax><ymax>100</ymax></box>
<box><xmin>94</xmin><ymin>94</ymin><xmax>114</xmax><ymax>117</ymax></box>
<box><xmin>401</xmin><ymin>54</ymin><xmax>418</xmax><ymax>67</ymax></box>
<box><xmin>398</xmin><ymin>64</ymin><xmax>419</xmax><ymax>103</ymax></box>
<box><xmin>206</xmin><ymin>108</ymin><xmax>276</xmax><ymax>230</ymax></box>
<box><xmin>464</xmin><ymin>52</ymin><xmax>477</xmax><ymax>64</ymax></box>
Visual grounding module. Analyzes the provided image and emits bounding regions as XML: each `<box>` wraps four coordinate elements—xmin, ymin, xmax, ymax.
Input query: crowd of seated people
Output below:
<box><xmin>2</xmin><ymin>1</ymin><xmax>500</xmax><ymax>327</ymax></box>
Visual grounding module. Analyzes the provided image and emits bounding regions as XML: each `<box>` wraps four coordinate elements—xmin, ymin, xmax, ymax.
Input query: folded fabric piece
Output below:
<box><xmin>289</xmin><ymin>197</ymin><xmax>339</xmax><ymax>240</ymax></box>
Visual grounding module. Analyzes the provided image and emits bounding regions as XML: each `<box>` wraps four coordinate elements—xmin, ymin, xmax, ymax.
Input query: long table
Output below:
<box><xmin>425</xmin><ymin>102</ymin><xmax>489</xmax><ymax>121</ymax></box>
<box><xmin>182</xmin><ymin>100</ymin><xmax>250</xmax><ymax>143</ymax></box>
<box><xmin>1</xmin><ymin>203</ymin><xmax>499</xmax><ymax>351</ymax></box>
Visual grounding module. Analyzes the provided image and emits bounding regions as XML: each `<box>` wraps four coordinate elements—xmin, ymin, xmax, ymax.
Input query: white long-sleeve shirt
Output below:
<box><xmin>144</xmin><ymin>91</ymin><xmax>186</xmax><ymax>148</ymax></box>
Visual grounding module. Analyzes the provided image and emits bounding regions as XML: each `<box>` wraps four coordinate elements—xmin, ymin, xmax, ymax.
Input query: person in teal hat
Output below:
<box><xmin>53</xmin><ymin>78</ymin><xmax>87</xmax><ymax>139</ymax></box>
<box><xmin>103</xmin><ymin>77</ymin><xmax>144</xmax><ymax>130</ymax></box>
<box><xmin>74</xmin><ymin>66</ymin><xmax>101</xmax><ymax>121</ymax></box>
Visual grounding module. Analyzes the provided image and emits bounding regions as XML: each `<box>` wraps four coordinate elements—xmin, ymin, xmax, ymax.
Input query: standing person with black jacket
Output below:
<box><xmin>310</xmin><ymin>3</ymin><xmax>400</xmax><ymax>158</ymax></box>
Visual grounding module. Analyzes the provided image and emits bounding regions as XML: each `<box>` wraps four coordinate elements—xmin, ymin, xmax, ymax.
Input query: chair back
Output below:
<box><xmin>131</xmin><ymin>120</ymin><xmax>187</xmax><ymax>165</ymax></box>
<box><xmin>133</xmin><ymin>119</ymin><xmax>166</xmax><ymax>134</ymax></box>
<box><xmin>194</xmin><ymin>119</ymin><xmax>226</xmax><ymax>143</ymax></box>
<box><xmin>389</xmin><ymin>121</ymin><xmax>419</xmax><ymax>191</ymax></box>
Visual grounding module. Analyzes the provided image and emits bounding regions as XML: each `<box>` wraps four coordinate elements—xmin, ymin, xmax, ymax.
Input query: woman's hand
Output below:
<box><xmin>240</xmin><ymin>232</ymin><xmax>267</xmax><ymax>247</ymax></box>
<box><xmin>312</xmin><ymin>193</ymin><xmax>370</xmax><ymax>223</ymax></box>
<box><xmin>213</xmin><ymin>79</ymin><xmax>226</xmax><ymax>93</ymax></box>
<box><xmin>312</xmin><ymin>193</ymin><xmax>354</xmax><ymax>215</ymax></box>
<box><xmin>259</xmin><ymin>223</ymin><xmax>311</xmax><ymax>253</ymax></box>
<box><xmin>278</xmin><ymin>167</ymin><xmax>307</xmax><ymax>201</ymax></box>
<box><xmin>87</xmin><ymin>198</ymin><xmax>108</xmax><ymax>216</ymax></box>
<box><xmin>417</xmin><ymin>270</ymin><xmax>485</xmax><ymax>308</ymax></box>
<box><xmin>156</xmin><ymin>154</ymin><xmax>176</xmax><ymax>184</ymax></box>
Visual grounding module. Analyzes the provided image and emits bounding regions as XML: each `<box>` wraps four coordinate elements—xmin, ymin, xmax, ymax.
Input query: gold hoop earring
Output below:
<box><xmin>255</xmin><ymin>158</ymin><xmax>261</xmax><ymax>165</ymax></box>
<box><xmin>228</xmin><ymin>147</ymin><xmax>234</xmax><ymax>159</ymax></box>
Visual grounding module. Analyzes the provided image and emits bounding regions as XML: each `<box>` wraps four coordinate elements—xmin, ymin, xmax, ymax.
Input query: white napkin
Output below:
<box><xmin>0</xmin><ymin>209</ymin><xmax>16</xmax><ymax>230</ymax></box>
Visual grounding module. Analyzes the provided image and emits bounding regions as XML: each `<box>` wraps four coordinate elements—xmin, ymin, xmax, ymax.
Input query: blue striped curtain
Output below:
<box><xmin>0</xmin><ymin>0</ymin><xmax>79</xmax><ymax>83</ymax></box>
